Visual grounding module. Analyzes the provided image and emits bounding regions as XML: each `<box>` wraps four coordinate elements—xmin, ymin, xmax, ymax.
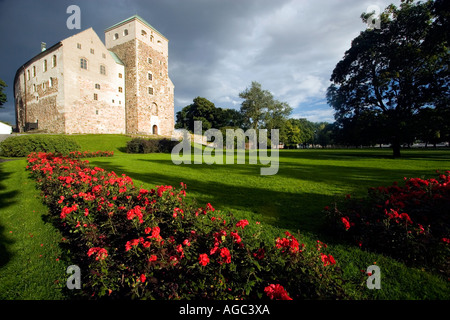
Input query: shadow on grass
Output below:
<box><xmin>88</xmin><ymin>158</ymin><xmax>333</xmax><ymax>233</ymax></box>
<box><xmin>278</xmin><ymin>148</ymin><xmax>450</xmax><ymax>162</ymax></box>
<box><xmin>0</xmin><ymin>162</ymin><xmax>19</xmax><ymax>268</ymax></box>
<box><xmin>87</xmin><ymin>154</ymin><xmax>446</xmax><ymax>236</ymax></box>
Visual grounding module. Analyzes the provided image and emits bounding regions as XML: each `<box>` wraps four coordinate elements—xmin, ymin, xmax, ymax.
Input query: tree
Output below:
<box><xmin>175</xmin><ymin>97</ymin><xmax>218</xmax><ymax>132</ymax></box>
<box><xmin>327</xmin><ymin>0</ymin><xmax>449</xmax><ymax>157</ymax></box>
<box><xmin>239</xmin><ymin>82</ymin><xmax>292</xmax><ymax>131</ymax></box>
<box><xmin>316</xmin><ymin>123</ymin><xmax>335</xmax><ymax>148</ymax></box>
<box><xmin>280</xmin><ymin>119</ymin><xmax>302</xmax><ymax>148</ymax></box>
<box><xmin>279</xmin><ymin>118</ymin><xmax>321</xmax><ymax>148</ymax></box>
<box><xmin>175</xmin><ymin>97</ymin><xmax>244</xmax><ymax>133</ymax></box>
<box><xmin>0</xmin><ymin>78</ymin><xmax>7</xmax><ymax>108</ymax></box>
<box><xmin>214</xmin><ymin>107</ymin><xmax>244</xmax><ymax>129</ymax></box>
<box><xmin>298</xmin><ymin>119</ymin><xmax>316</xmax><ymax>148</ymax></box>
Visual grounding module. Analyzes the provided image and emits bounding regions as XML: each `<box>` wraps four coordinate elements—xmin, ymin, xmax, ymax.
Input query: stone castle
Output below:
<box><xmin>14</xmin><ymin>15</ymin><xmax>174</xmax><ymax>136</ymax></box>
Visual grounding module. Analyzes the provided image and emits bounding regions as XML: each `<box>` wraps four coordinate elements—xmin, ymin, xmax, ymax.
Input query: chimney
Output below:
<box><xmin>41</xmin><ymin>42</ymin><xmax>46</xmax><ymax>52</ymax></box>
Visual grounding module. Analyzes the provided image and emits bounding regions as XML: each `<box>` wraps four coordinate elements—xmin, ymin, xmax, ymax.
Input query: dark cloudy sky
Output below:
<box><xmin>0</xmin><ymin>0</ymin><xmax>399</xmax><ymax>126</ymax></box>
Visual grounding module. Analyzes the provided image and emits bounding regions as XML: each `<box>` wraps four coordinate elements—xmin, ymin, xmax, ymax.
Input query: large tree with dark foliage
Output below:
<box><xmin>175</xmin><ymin>97</ymin><xmax>244</xmax><ymax>133</ymax></box>
<box><xmin>327</xmin><ymin>0</ymin><xmax>449</xmax><ymax>156</ymax></box>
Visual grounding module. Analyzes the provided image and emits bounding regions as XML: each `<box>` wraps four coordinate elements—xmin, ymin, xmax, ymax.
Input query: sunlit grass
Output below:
<box><xmin>1</xmin><ymin>134</ymin><xmax>449</xmax><ymax>299</ymax></box>
<box><xmin>0</xmin><ymin>159</ymin><xmax>66</xmax><ymax>300</ymax></box>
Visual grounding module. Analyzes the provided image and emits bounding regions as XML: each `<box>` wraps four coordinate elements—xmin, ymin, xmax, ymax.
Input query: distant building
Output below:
<box><xmin>0</xmin><ymin>121</ymin><xmax>12</xmax><ymax>134</ymax></box>
<box><xmin>14</xmin><ymin>15</ymin><xmax>174</xmax><ymax>136</ymax></box>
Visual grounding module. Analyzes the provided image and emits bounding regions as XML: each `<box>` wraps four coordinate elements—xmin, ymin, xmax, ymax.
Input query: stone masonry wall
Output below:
<box><xmin>136</xmin><ymin>40</ymin><xmax>174</xmax><ymax>136</ymax></box>
<box><xmin>14</xmin><ymin>49</ymin><xmax>66</xmax><ymax>133</ymax></box>
<box><xmin>108</xmin><ymin>40</ymin><xmax>139</xmax><ymax>134</ymax></box>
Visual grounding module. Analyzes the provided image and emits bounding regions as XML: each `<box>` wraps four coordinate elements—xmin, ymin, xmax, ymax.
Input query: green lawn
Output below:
<box><xmin>0</xmin><ymin>159</ymin><xmax>66</xmax><ymax>300</ymax></box>
<box><xmin>1</xmin><ymin>134</ymin><xmax>449</xmax><ymax>299</ymax></box>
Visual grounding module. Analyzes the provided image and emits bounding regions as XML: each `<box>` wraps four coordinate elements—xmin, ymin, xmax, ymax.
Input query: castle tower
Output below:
<box><xmin>104</xmin><ymin>15</ymin><xmax>174</xmax><ymax>136</ymax></box>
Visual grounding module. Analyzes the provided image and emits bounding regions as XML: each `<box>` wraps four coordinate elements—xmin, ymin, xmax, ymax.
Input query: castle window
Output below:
<box><xmin>43</xmin><ymin>60</ymin><xmax>47</xmax><ymax>72</ymax></box>
<box><xmin>148</xmin><ymin>87</ymin><xmax>154</xmax><ymax>95</ymax></box>
<box><xmin>27</xmin><ymin>70</ymin><xmax>30</xmax><ymax>80</ymax></box>
<box><xmin>77</xmin><ymin>43</ymin><xmax>81</xmax><ymax>49</ymax></box>
<box><xmin>96</xmin><ymin>110</ymin><xmax>99</xmax><ymax>115</ymax></box>
<box><xmin>80</xmin><ymin>58</ymin><xmax>88</xmax><ymax>70</ymax></box>
<box><xmin>150</xmin><ymin>35</ymin><xmax>154</xmax><ymax>42</ymax></box>
<box><xmin>33</xmin><ymin>84</ymin><xmax>36</xmax><ymax>92</ymax></box>
<box><xmin>148</xmin><ymin>72</ymin><xmax>152</xmax><ymax>81</ymax></box>
<box><xmin>118</xmin><ymin>73</ymin><xmax>123</xmax><ymax>78</ymax></box>
<box><xmin>123</xmin><ymin>29</ymin><xmax>128</xmax><ymax>36</ymax></box>
<box><xmin>100</xmin><ymin>65</ymin><xmax>106</xmax><ymax>75</ymax></box>
<box><xmin>90</xmin><ymin>48</ymin><xmax>95</xmax><ymax>54</ymax></box>
<box><xmin>49</xmin><ymin>77</ymin><xmax>54</xmax><ymax>88</ymax></box>
<box><xmin>52</xmin><ymin>55</ymin><xmax>57</xmax><ymax>67</ymax></box>
<box><xmin>118</xmin><ymin>87</ymin><xmax>123</xmax><ymax>93</ymax></box>
<box><xmin>141</xmin><ymin>30</ymin><xmax>147</xmax><ymax>36</ymax></box>
<box><xmin>94</xmin><ymin>93</ymin><xmax>98</xmax><ymax>100</ymax></box>
<box><xmin>114</xmin><ymin>33</ymin><xmax>119</xmax><ymax>40</ymax></box>
<box><xmin>95</xmin><ymin>83</ymin><xmax>100</xmax><ymax>89</ymax></box>
<box><xmin>148</xmin><ymin>58</ymin><xmax>153</xmax><ymax>64</ymax></box>
<box><xmin>33</xmin><ymin>66</ymin><xmax>36</xmax><ymax>77</ymax></box>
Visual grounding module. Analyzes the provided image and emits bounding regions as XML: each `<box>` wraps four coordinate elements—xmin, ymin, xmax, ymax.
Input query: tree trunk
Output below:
<box><xmin>392</xmin><ymin>141</ymin><xmax>401</xmax><ymax>158</ymax></box>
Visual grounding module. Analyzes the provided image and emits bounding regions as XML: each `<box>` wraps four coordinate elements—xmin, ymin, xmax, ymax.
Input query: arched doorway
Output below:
<box><xmin>152</xmin><ymin>125</ymin><xmax>158</xmax><ymax>135</ymax></box>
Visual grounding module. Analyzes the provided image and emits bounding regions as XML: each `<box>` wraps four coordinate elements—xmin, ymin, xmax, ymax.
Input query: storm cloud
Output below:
<box><xmin>0</xmin><ymin>0</ymin><xmax>399</xmax><ymax>125</ymax></box>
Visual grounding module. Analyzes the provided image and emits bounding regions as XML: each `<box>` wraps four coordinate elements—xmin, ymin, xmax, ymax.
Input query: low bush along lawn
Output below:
<box><xmin>1</xmin><ymin>134</ymin><xmax>449</xmax><ymax>299</ymax></box>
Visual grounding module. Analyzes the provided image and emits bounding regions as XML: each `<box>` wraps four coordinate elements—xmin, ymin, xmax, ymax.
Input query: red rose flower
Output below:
<box><xmin>264</xmin><ymin>284</ymin><xmax>292</xmax><ymax>300</ymax></box>
<box><xmin>199</xmin><ymin>253</ymin><xmax>210</xmax><ymax>266</ymax></box>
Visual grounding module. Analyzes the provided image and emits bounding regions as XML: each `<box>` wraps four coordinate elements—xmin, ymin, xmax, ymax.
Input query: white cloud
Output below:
<box><xmin>291</xmin><ymin>108</ymin><xmax>335</xmax><ymax>123</ymax></box>
<box><xmin>176</xmin><ymin>0</ymin><xmax>399</xmax><ymax>122</ymax></box>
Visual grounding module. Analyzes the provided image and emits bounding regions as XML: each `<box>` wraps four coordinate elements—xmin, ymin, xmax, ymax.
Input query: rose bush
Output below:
<box><xmin>324</xmin><ymin>172</ymin><xmax>450</xmax><ymax>276</ymax></box>
<box><xmin>27</xmin><ymin>152</ymin><xmax>357</xmax><ymax>300</ymax></box>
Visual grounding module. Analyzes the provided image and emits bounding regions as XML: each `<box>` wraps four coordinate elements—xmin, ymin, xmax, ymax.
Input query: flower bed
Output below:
<box><xmin>26</xmin><ymin>152</ymin><xmax>356</xmax><ymax>300</ymax></box>
<box><xmin>324</xmin><ymin>172</ymin><xmax>450</xmax><ymax>276</ymax></box>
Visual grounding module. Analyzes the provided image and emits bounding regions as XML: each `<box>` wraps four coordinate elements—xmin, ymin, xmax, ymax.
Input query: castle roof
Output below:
<box><xmin>104</xmin><ymin>14</ymin><xmax>168</xmax><ymax>41</ymax></box>
<box><xmin>108</xmin><ymin>51</ymin><xmax>124</xmax><ymax>65</ymax></box>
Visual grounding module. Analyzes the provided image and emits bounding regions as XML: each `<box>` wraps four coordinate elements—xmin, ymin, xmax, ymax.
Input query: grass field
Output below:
<box><xmin>1</xmin><ymin>134</ymin><xmax>450</xmax><ymax>299</ymax></box>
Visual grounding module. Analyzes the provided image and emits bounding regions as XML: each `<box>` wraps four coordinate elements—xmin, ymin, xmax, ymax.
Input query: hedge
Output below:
<box><xmin>126</xmin><ymin>137</ymin><xmax>178</xmax><ymax>154</ymax></box>
<box><xmin>0</xmin><ymin>135</ymin><xmax>80</xmax><ymax>157</ymax></box>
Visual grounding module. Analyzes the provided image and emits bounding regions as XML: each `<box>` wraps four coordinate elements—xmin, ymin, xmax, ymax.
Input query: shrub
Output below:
<box><xmin>157</xmin><ymin>138</ymin><xmax>179</xmax><ymax>153</ymax></box>
<box><xmin>126</xmin><ymin>137</ymin><xmax>178</xmax><ymax>154</ymax></box>
<box><xmin>324</xmin><ymin>172</ymin><xmax>450</xmax><ymax>276</ymax></box>
<box><xmin>0</xmin><ymin>135</ymin><xmax>80</xmax><ymax>157</ymax></box>
<box><xmin>26</xmin><ymin>152</ymin><xmax>358</xmax><ymax>300</ymax></box>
